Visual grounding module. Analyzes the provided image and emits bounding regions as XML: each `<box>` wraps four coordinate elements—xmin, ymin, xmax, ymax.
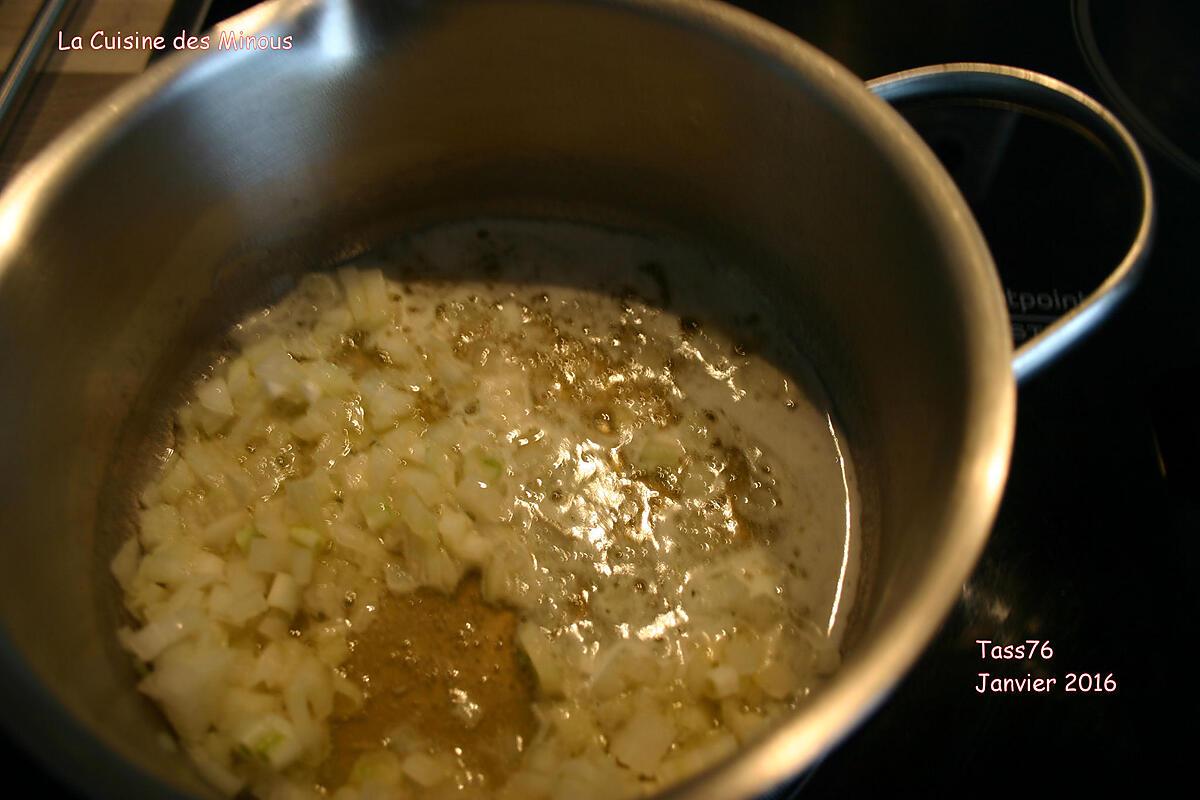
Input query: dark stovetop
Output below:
<box><xmin>5</xmin><ymin>1</ymin><xmax>1196</xmax><ymax>796</ymax></box>
<box><xmin>754</xmin><ymin>1</ymin><xmax>1199</xmax><ymax>794</ymax></box>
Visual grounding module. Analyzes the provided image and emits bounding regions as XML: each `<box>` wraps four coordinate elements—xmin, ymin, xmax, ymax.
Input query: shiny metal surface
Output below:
<box><xmin>0</xmin><ymin>1</ymin><xmax>1015</xmax><ymax>798</ymax></box>
<box><xmin>0</xmin><ymin>0</ymin><xmax>79</xmax><ymax>146</ymax></box>
<box><xmin>868</xmin><ymin>63</ymin><xmax>1155</xmax><ymax>381</ymax></box>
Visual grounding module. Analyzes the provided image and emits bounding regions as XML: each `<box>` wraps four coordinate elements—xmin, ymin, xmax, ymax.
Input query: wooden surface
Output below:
<box><xmin>0</xmin><ymin>0</ymin><xmax>175</xmax><ymax>184</ymax></box>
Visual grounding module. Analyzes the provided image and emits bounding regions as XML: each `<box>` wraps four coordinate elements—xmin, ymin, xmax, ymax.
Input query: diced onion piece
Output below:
<box><xmin>482</xmin><ymin>544</ymin><xmax>539</xmax><ymax>610</ymax></box>
<box><xmin>408</xmin><ymin>540</ymin><xmax>464</xmax><ymax>593</ymax></box>
<box><xmin>330</xmin><ymin>521</ymin><xmax>389</xmax><ymax>565</ymax></box>
<box><xmin>609</xmin><ymin>707</ymin><xmax>676</xmax><ymax>776</ymax></box>
<box><xmin>339</xmin><ymin>267</ymin><xmax>390</xmax><ymax>329</ymax></box>
<box><xmin>285</xmin><ymin>473</ymin><xmax>333</xmax><ymax>528</ymax></box>
<box><xmin>635</xmin><ymin>430</ymin><xmax>685</xmax><ymax>471</ymax></box>
<box><xmin>236</xmin><ymin>714</ymin><xmax>303</xmax><ymax>770</ymax></box>
<box><xmin>704</xmin><ymin>665</ymin><xmax>740</xmax><ymax>699</ymax></box>
<box><xmin>226</xmin><ymin>356</ymin><xmax>254</xmax><ymax>402</ymax></box>
<box><xmin>455</xmin><ymin>475</ymin><xmax>506</xmax><ymax>523</ymax></box>
<box><xmin>254</xmin><ymin>347</ymin><xmax>305</xmax><ymax>400</ymax></box>
<box><xmin>656</xmin><ymin>731</ymin><xmax>738</xmax><ymax>787</ymax></box>
<box><xmin>356</xmin><ymin>493</ymin><xmax>395</xmax><ymax>533</ymax></box>
<box><xmin>118</xmin><ymin>607</ymin><xmax>204</xmax><ymax>662</ymax></box>
<box><xmin>754</xmin><ymin>659</ymin><xmax>798</xmax><ymax>700</ymax></box>
<box><xmin>267</xmin><ymin>573</ymin><xmax>300</xmax><ymax>616</ymax></box>
<box><xmin>291</xmin><ymin>408</ymin><xmax>333</xmax><ymax>442</ymax></box>
<box><xmin>196</xmin><ymin>377</ymin><xmax>235</xmax><ymax>417</ymax></box>
<box><xmin>253</xmin><ymin>499</ymin><xmax>290</xmax><ymax>541</ymax></box>
<box><xmin>185</xmin><ymin>744</ymin><xmax>245</xmax><ymax>797</ymax></box>
<box><xmin>366</xmin><ymin>445</ymin><xmax>398</xmax><ymax>490</ymax></box>
<box><xmin>427</xmin><ymin>340</ymin><xmax>470</xmax><ymax>390</ymax></box>
<box><xmin>464</xmin><ymin>446</ymin><xmax>504</xmax><ymax>483</ymax></box>
<box><xmin>110</xmin><ymin>537</ymin><xmax>140</xmax><ymax>592</ymax></box>
<box><xmin>248</xmin><ymin>538</ymin><xmax>293</xmax><ymax>574</ymax></box>
<box><xmin>359</xmin><ymin>268</ymin><xmax>392</xmax><ymax>327</ymax></box>
<box><xmin>350</xmin><ymin>750</ymin><xmax>403</xmax><ymax>787</ymax></box>
<box><xmin>291</xmin><ymin>546</ymin><xmax>315</xmax><ymax>585</ymax></box>
<box><xmin>371</xmin><ymin>328</ymin><xmax>419</xmax><ymax>366</ymax></box>
<box><xmin>544</xmin><ymin>704</ymin><xmax>596</xmax><ymax>755</ymax></box>
<box><xmin>400</xmin><ymin>494</ymin><xmax>438</xmax><ymax>544</ymax></box>
<box><xmin>139</xmin><ymin>540</ymin><xmax>225</xmax><ymax>587</ymax></box>
<box><xmin>208</xmin><ymin>582</ymin><xmax>268</xmax><ymax>626</ymax></box>
<box><xmin>719</xmin><ymin>697</ymin><xmax>766</xmax><ymax>743</ymax></box>
<box><xmin>284</xmin><ymin>661</ymin><xmax>327</xmax><ymax>752</ymax></box>
<box><xmin>437</xmin><ymin>508</ymin><xmax>472</xmax><ymax>540</ymax></box>
<box><xmin>729</xmin><ymin>551</ymin><xmax>781</xmax><ymax>600</ymax></box>
<box><xmin>201</xmin><ymin>511</ymin><xmax>248</xmax><ymax>550</ymax></box>
<box><xmin>289</xmin><ymin>526</ymin><xmax>324</xmax><ymax>550</ymax></box>
<box><xmin>257</xmin><ymin>613</ymin><xmax>290</xmax><ymax>641</ymax></box>
<box><xmin>551</xmin><ymin>757</ymin><xmax>620</xmax><ymax>800</ymax></box>
<box><xmin>337</xmin><ymin>267</ymin><xmax>367</xmax><ymax>325</ymax></box>
<box><xmin>589</xmin><ymin>641</ymin><xmax>655</xmax><ymax>699</ymax></box>
<box><xmin>139</xmin><ymin>642</ymin><xmax>233</xmax><ymax>740</ymax></box>
<box><xmin>724</xmin><ymin>635</ymin><xmax>766</xmax><ymax>676</ymax></box>
<box><xmin>235</xmin><ymin>525</ymin><xmax>259</xmax><ymax>553</ymax></box>
<box><xmin>158</xmin><ymin>458</ymin><xmax>197</xmax><ymax>504</ymax></box>
<box><xmin>517</xmin><ymin>623</ymin><xmax>565</xmax><ymax>696</ymax></box>
<box><xmin>139</xmin><ymin>504</ymin><xmax>183</xmax><ymax>549</ymax></box>
<box><xmin>332</xmin><ymin>669</ymin><xmax>364</xmax><ymax>711</ymax></box>
<box><xmin>315</xmin><ymin>628</ymin><xmax>350</xmax><ymax>667</ymax></box>
<box><xmin>401</xmin><ymin>752</ymin><xmax>449</xmax><ymax>788</ymax></box>
<box><xmin>362</xmin><ymin>379</ymin><xmax>414</xmax><ymax>431</ymax></box>
<box><xmin>438</xmin><ymin>510</ymin><xmax>492</xmax><ymax>566</ymax></box>
<box><xmin>399</xmin><ymin>467</ymin><xmax>446</xmax><ymax>508</ymax></box>
<box><xmin>306</xmin><ymin>361</ymin><xmax>356</xmax><ymax>397</ymax></box>
<box><xmin>384</xmin><ymin>562</ymin><xmax>418</xmax><ymax>595</ymax></box>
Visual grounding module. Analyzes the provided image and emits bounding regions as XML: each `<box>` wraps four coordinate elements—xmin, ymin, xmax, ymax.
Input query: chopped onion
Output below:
<box><xmin>235</xmin><ymin>713</ymin><xmax>302</xmax><ymax>770</ymax></box>
<box><xmin>202</xmin><ymin>511</ymin><xmax>249</xmax><ymax>550</ymax></box>
<box><xmin>401</xmin><ymin>753</ymin><xmax>449</xmax><ymax>788</ymax></box>
<box><xmin>139</xmin><ymin>505</ymin><xmax>182</xmax><ymax>549</ymax></box>
<box><xmin>110</xmin><ymin>537</ymin><xmax>140</xmax><ymax>592</ymax></box>
<box><xmin>247</xmin><ymin>538</ymin><xmax>293</xmax><ymax>575</ymax></box>
<box><xmin>517</xmin><ymin>623</ymin><xmax>564</xmax><ymax>697</ymax></box>
<box><xmin>185</xmin><ymin>743</ymin><xmax>245</xmax><ymax>797</ymax></box>
<box><xmin>114</xmin><ymin>266</ymin><xmax>845</xmax><ymax>799</ymax></box>
<box><xmin>266</xmin><ymin>573</ymin><xmax>300</xmax><ymax>616</ymax></box>
<box><xmin>196</xmin><ymin>377</ymin><xmax>235</xmax><ymax>417</ymax></box>
<box><xmin>118</xmin><ymin>607</ymin><xmax>204</xmax><ymax>662</ymax></box>
<box><xmin>704</xmin><ymin>665</ymin><xmax>739</xmax><ymax>699</ymax></box>
<box><xmin>609</xmin><ymin>708</ymin><xmax>676</xmax><ymax>776</ymax></box>
<box><xmin>350</xmin><ymin>750</ymin><xmax>403</xmax><ymax>788</ymax></box>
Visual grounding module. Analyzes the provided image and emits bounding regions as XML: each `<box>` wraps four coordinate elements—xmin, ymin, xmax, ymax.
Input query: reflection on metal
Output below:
<box><xmin>868</xmin><ymin>63</ymin><xmax>1155</xmax><ymax>383</ymax></box>
<box><xmin>314</xmin><ymin>0</ymin><xmax>357</xmax><ymax>63</ymax></box>
<box><xmin>0</xmin><ymin>0</ymin><xmax>78</xmax><ymax>149</ymax></box>
<box><xmin>825</xmin><ymin>412</ymin><xmax>852</xmax><ymax>637</ymax></box>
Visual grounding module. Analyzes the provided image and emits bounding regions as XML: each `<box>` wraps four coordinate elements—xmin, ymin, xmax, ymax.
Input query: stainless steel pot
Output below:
<box><xmin>0</xmin><ymin>1</ymin><xmax>1151</xmax><ymax>798</ymax></box>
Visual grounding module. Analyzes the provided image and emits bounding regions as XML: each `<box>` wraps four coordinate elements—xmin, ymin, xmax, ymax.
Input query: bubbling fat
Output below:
<box><xmin>111</xmin><ymin>221</ymin><xmax>861</xmax><ymax>800</ymax></box>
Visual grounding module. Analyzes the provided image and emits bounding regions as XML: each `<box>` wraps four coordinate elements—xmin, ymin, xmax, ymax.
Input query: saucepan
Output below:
<box><xmin>0</xmin><ymin>0</ymin><xmax>1151</xmax><ymax>797</ymax></box>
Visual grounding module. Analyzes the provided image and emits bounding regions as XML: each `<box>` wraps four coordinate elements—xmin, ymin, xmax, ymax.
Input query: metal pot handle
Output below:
<box><xmin>866</xmin><ymin>63</ymin><xmax>1155</xmax><ymax>381</ymax></box>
